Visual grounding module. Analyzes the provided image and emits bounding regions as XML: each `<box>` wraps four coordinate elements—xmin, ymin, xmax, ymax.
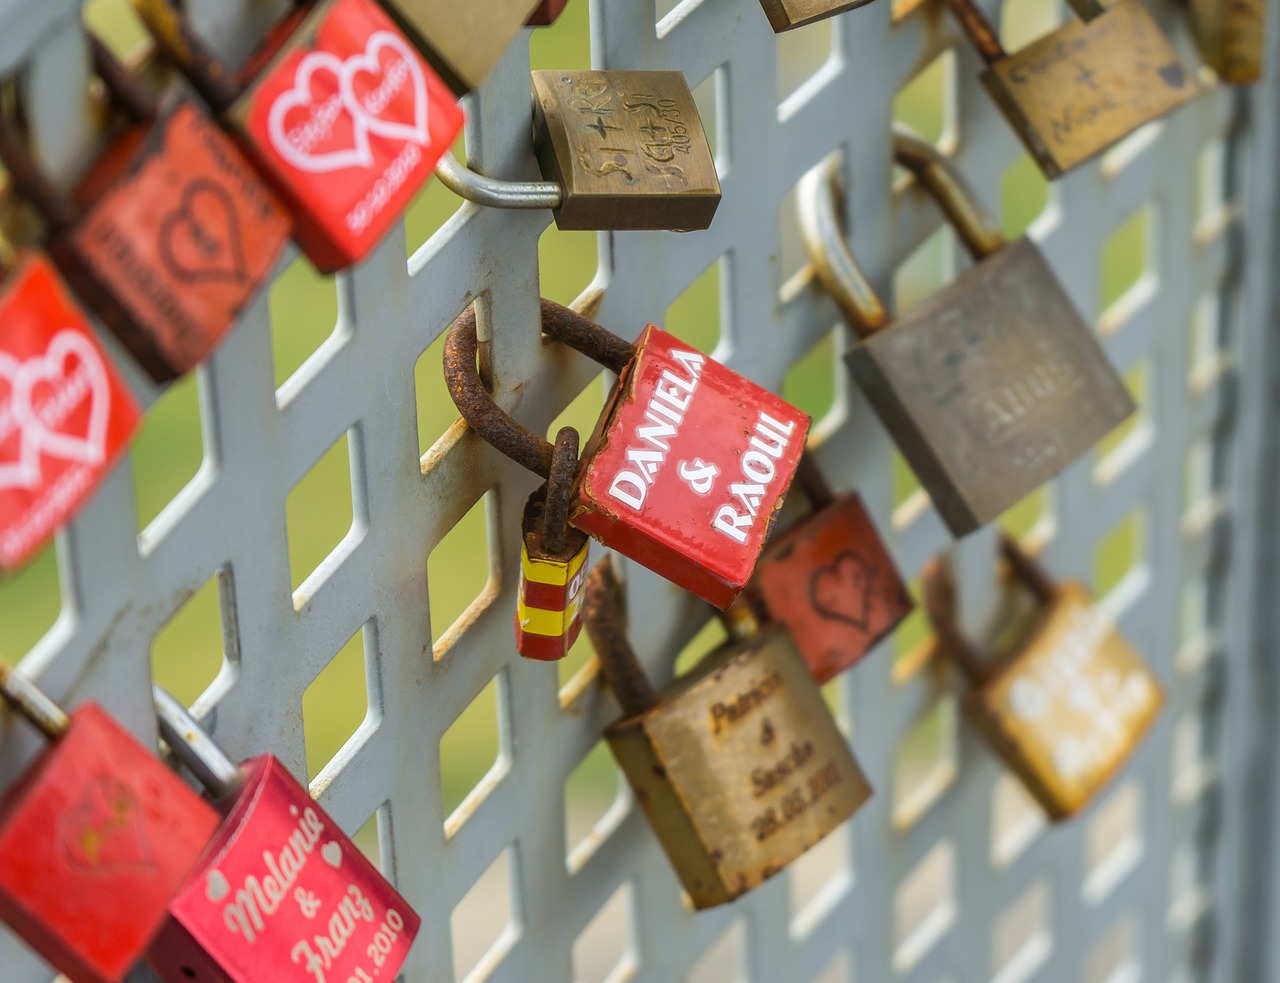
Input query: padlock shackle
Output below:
<box><xmin>89</xmin><ymin>34</ymin><xmax>161</xmax><ymax>124</ymax></box>
<box><xmin>153</xmin><ymin>685</ymin><xmax>245</xmax><ymax>800</ymax></box>
<box><xmin>443</xmin><ymin>299</ymin><xmax>633</xmax><ymax>479</ymax></box>
<box><xmin>998</xmin><ymin>534</ymin><xmax>1058</xmax><ymax>604</ymax></box>
<box><xmin>133</xmin><ymin>0</ymin><xmax>240</xmax><ymax>113</ymax></box>
<box><xmin>543</xmin><ymin>427</ymin><xmax>579</xmax><ymax>554</ymax></box>
<box><xmin>583</xmin><ymin>558</ymin><xmax>658</xmax><ymax>717</ymax></box>
<box><xmin>891</xmin><ymin>128</ymin><xmax>1007</xmax><ymax>261</ymax></box>
<box><xmin>0</xmin><ymin>663</ymin><xmax>69</xmax><ymax>740</ymax></box>
<box><xmin>941</xmin><ymin>0</ymin><xmax>1008</xmax><ymax>64</ymax></box>
<box><xmin>921</xmin><ymin>554</ymin><xmax>992</xmax><ymax>685</ymax></box>
<box><xmin>434</xmin><ymin>149</ymin><xmax>564</xmax><ymax>211</ymax></box>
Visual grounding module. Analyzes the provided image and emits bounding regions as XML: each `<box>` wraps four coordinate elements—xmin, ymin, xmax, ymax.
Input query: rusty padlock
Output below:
<box><xmin>584</xmin><ymin>557</ymin><xmax>871</xmax><ymax>908</ymax></box>
<box><xmin>923</xmin><ymin>537</ymin><xmax>1163</xmax><ymax>819</ymax></box>
<box><xmin>146</xmin><ymin>687</ymin><xmax>421</xmax><ymax>983</ymax></box>
<box><xmin>135</xmin><ymin>0</ymin><xmax>465</xmax><ymax>273</ymax></box>
<box><xmin>435</xmin><ymin>70</ymin><xmax>721</xmax><ymax>231</ymax></box>
<box><xmin>799</xmin><ymin>129</ymin><xmax>1134</xmax><ymax>536</ymax></box>
<box><xmin>445</xmin><ymin>300</ymin><xmax>810</xmax><ymax>610</ymax></box>
<box><xmin>0</xmin><ymin>247</ymin><xmax>141</xmax><ymax>571</ymax></box>
<box><xmin>757</xmin><ymin>0</ymin><xmax>879</xmax><ymax>32</ymax></box>
<box><xmin>1188</xmin><ymin>0</ymin><xmax>1266</xmax><ymax>83</ymax></box>
<box><xmin>527</xmin><ymin>0</ymin><xmax>571</xmax><ymax>25</ymax></box>
<box><xmin>0</xmin><ymin>666</ymin><xmax>220</xmax><ymax>983</ymax></box>
<box><xmin>0</xmin><ymin>38</ymin><xmax>291</xmax><ymax>382</ymax></box>
<box><xmin>945</xmin><ymin>0</ymin><xmax>1195</xmax><ymax>176</ymax></box>
<box><xmin>736</xmin><ymin>454</ymin><xmax>912</xmax><ymax>682</ymax></box>
<box><xmin>515</xmin><ymin>427</ymin><xmax>591</xmax><ymax>661</ymax></box>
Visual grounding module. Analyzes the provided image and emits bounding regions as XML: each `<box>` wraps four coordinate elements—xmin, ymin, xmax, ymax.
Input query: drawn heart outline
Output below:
<box><xmin>159</xmin><ymin>179</ymin><xmax>250</xmax><ymax>286</ymax></box>
<box><xmin>58</xmin><ymin>774</ymin><xmax>156</xmax><ymax>875</ymax></box>
<box><xmin>808</xmin><ymin>550</ymin><xmax>875</xmax><ymax>631</ymax></box>
<box><xmin>340</xmin><ymin>30</ymin><xmax>430</xmax><ymax>146</ymax></box>
<box><xmin>267</xmin><ymin>49</ymin><xmax>373</xmax><ymax>174</ymax></box>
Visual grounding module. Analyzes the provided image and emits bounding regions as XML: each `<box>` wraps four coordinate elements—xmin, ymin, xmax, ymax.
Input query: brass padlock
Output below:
<box><xmin>584</xmin><ymin>557</ymin><xmax>871</xmax><ymax>909</ymax></box>
<box><xmin>923</xmin><ymin>537</ymin><xmax>1163</xmax><ymax>820</ymax></box>
<box><xmin>945</xmin><ymin>0</ymin><xmax>1196</xmax><ymax>176</ymax></box>
<box><xmin>1188</xmin><ymin>0</ymin><xmax>1265</xmax><ymax>83</ymax></box>
<box><xmin>799</xmin><ymin>129</ymin><xmax>1135</xmax><ymax>536</ymax></box>
<box><xmin>757</xmin><ymin>0</ymin><xmax>878</xmax><ymax>32</ymax></box>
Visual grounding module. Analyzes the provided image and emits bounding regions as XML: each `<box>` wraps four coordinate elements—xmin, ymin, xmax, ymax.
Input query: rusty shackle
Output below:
<box><xmin>944</xmin><ymin>0</ymin><xmax>1108</xmax><ymax>65</ymax></box>
<box><xmin>583</xmin><ymin>557</ymin><xmax>659</xmax><ymax>717</ymax></box>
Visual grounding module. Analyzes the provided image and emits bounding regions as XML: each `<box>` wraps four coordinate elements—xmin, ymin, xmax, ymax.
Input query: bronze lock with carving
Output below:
<box><xmin>945</xmin><ymin>0</ymin><xmax>1196</xmax><ymax>176</ymax></box>
<box><xmin>924</xmin><ymin>537</ymin><xmax>1164</xmax><ymax>819</ymax></box>
<box><xmin>799</xmin><ymin>129</ymin><xmax>1134</xmax><ymax>536</ymax></box>
<box><xmin>1188</xmin><ymin>0</ymin><xmax>1266</xmax><ymax>84</ymax></box>
<box><xmin>584</xmin><ymin>557</ymin><xmax>871</xmax><ymax>909</ymax></box>
<box><xmin>757</xmin><ymin>0</ymin><xmax>879</xmax><ymax>32</ymax></box>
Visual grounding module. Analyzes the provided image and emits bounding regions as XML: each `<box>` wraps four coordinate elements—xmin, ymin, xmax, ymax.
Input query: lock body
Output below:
<box><xmin>746</xmin><ymin>493</ymin><xmax>912</xmax><ymax>682</ymax></box>
<box><xmin>606</xmin><ymin>626</ymin><xmax>870</xmax><ymax>908</ymax></box>
<box><xmin>148</xmin><ymin>754</ymin><xmax>420</xmax><ymax>982</ymax></box>
<box><xmin>0</xmin><ymin>253</ymin><xmax>141</xmax><ymax>570</ymax></box>
<box><xmin>1189</xmin><ymin>0</ymin><xmax>1265</xmax><ymax>83</ymax></box>
<box><xmin>966</xmin><ymin>582</ymin><xmax>1162</xmax><ymax>819</ymax></box>
<box><xmin>0</xmin><ymin>703</ymin><xmax>220</xmax><ymax>983</ymax></box>
<box><xmin>527</xmin><ymin>0</ymin><xmax>570</xmax><ymax>24</ymax></box>
<box><xmin>982</xmin><ymin>0</ymin><xmax>1195</xmax><ymax>177</ymax></box>
<box><xmin>55</xmin><ymin>94</ymin><xmax>290</xmax><ymax>382</ymax></box>
<box><xmin>515</xmin><ymin>485</ymin><xmax>590</xmax><ymax>661</ymax></box>
<box><xmin>531</xmin><ymin>71</ymin><xmax>720</xmax><ymax>231</ymax></box>
<box><xmin>845</xmin><ymin>238</ymin><xmax>1134</xmax><ymax>536</ymax></box>
<box><xmin>757</xmin><ymin>0</ymin><xmax>877</xmax><ymax>32</ymax></box>
<box><xmin>574</xmin><ymin>325</ymin><xmax>809</xmax><ymax>609</ymax></box>
<box><xmin>233</xmin><ymin>0</ymin><xmax>464</xmax><ymax>272</ymax></box>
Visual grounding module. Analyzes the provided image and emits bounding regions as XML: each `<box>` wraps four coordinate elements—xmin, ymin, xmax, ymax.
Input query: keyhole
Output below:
<box><xmin>181</xmin><ymin>967</ymin><xmax>197</xmax><ymax>979</ymax></box>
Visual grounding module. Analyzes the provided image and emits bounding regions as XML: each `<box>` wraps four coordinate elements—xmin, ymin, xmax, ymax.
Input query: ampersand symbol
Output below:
<box><xmin>677</xmin><ymin>459</ymin><xmax>719</xmax><ymax>495</ymax></box>
<box><xmin>295</xmin><ymin>888</ymin><xmax>323</xmax><ymax>919</ymax></box>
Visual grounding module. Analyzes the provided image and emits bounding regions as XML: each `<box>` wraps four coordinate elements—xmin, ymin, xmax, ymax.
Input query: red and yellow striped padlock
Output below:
<box><xmin>515</xmin><ymin>484</ymin><xmax>590</xmax><ymax>661</ymax></box>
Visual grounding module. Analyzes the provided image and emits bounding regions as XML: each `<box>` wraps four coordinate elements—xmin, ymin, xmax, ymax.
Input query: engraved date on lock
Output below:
<box><xmin>342</xmin><ymin>908</ymin><xmax>408</xmax><ymax>983</ymax></box>
<box><xmin>749</xmin><ymin>759</ymin><xmax>843</xmax><ymax>842</ymax></box>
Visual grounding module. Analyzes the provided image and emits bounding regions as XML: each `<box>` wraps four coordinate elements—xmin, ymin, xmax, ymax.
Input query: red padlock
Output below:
<box><xmin>0</xmin><ymin>250</ymin><xmax>141</xmax><ymax>571</ymax></box>
<box><xmin>0</xmin><ymin>665</ymin><xmax>221</xmax><ymax>983</ymax></box>
<box><xmin>136</xmin><ymin>0</ymin><xmax>465</xmax><ymax>273</ymax></box>
<box><xmin>0</xmin><ymin>38</ymin><xmax>291</xmax><ymax>383</ymax></box>
<box><xmin>147</xmin><ymin>688</ymin><xmax>421</xmax><ymax>982</ymax></box>
<box><xmin>445</xmin><ymin>301</ymin><xmax>810</xmax><ymax>609</ymax></box>
<box><xmin>527</xmin><ymin>0</ymin><xmax>571</xmax><ymax>25</ymax></box>
<box><xmin>736</xmin><ymin>454</ymin><xmax>913</xmax><ymax>682</ymax></box>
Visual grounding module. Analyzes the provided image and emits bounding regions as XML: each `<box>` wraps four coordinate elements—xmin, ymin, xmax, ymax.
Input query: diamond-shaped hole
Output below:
<box><xmin>131</xmin><ymin>372</ymin><xmax>202</xmax><ymax>534</ymax></box>
<box><xmin>895</xmin><ymin>223</ymin><xmax>954</xmax><ymax>316</ymax></box>
<box><xmin>532</xmin><ymin>0</ymin><xmax>590</xmax><ymax>70</ymax></box>
<box><xmin>1084</xmin><ymin>782</ymin><xmax>1143</xmax><ymax>902</ymax></box>
<box><xmin>1196</xmin><ymin>138</ymin><xmax>1227</xmax><ymax>232</ymax></box>
<box><xmin>783</xmin><ymin>326</ymin><xmax>842</xmax><ymax>430</ymax></box>
<box><xmin>302</xmin><ymin>624</ymin><xmax>370</xmax><ymax>780</ymax></box>
<box><xmin>1168</xmin><ymin>841</ymin><xmax>1208</xmax><ymax>930</ymax></box>
<box><xmin>1172</xmin><ymin>713</ymin><xmax>1213</xmax><ymax>804</ymax></box>
<box><xmin>893</xmin><ymin>840</ymin><xmax>956</xmax><ymax>973</ymax></box>
<box><xmin>1099</xmin><ymin>205</ymin><xmax>1155</xmax><ymax>320</ymax></box>
<box><xmin>789</xmin><ymin>822</ymin><xmax>853</xmax><ymax>938</ymax></box>
<box><xmin>686</xmin><ymin>918</ymin><xmax>746</xmax><ymax>983</ymax></box>
<box><xmin>1094</xmin><ymin>360</ymin><xmax>1150</xmax><ymax>480</ymax></box>
<box><xmin>673</xmin><ymin>616</ymin><xmax>729</xmax><ymax>679</ymax></box>
<box><xmin>84</xmin><ymin>0</ymin><xmax>150</xmax><ymax>52</ymax></box>
<box><xmin>353</xmin><ymin>806</ymin><xmax>382</xmax><ymax>870</ymax></box>
<box><xmin>991</xmin><ymin>769</ymin><xmax>1046</xmax><ymax>867</ymax></box>
<box><xmin>441</xmin><ymin>672</ymin><xmax>506</xmax><ymax>830</ymax></box>
<box><xmin>1001</xmin><ymin>0</ymin><xmax>1060</xmax><ymax>50</ymax></box>
<box><xmin>693</xmin><ymin>68</ymin><xmax>722</xmax><ymax>167</ymax></box>
<box><xmin>0</xmin><ymin>540</ymin><xmax>61</xmax><ymax>658</ymax></box>
<box><xmin>1182</xmin><ymin>438</ymin><xmax>1215</xmax><ymax>533</ymax></box>
<box><xmin>414</xmin><ymin>327</ymin><xmax>457</xmax><ymax>462</ymax></box>
<box><xmin>286</xmin><ymin>431</ymin><xmax>355</xmax><ymax>595</ymax></box>
<box><xmin>1188</xmin><ymin>291</ymin><xmax>1225</xmax><ymax>388</ymax></box>
<box><xmin>451</xmin><ymin>846</ymin><xmax>518</xmax><ymax>983</ymax></box>
<box><xmin>778</xmin><ymin>172</ymin><xmax>813</xmax><ymax>291</ymax></box>
<box><xmin>892</xmin><ymin>578</ymin><xmax>931</xmax><ymax>680</ymax></box>
<box><xmin>891</xmin><ymin>448</ymin><xmax>928</xmax><ymax>530</ymax></box>
<box><xmin>893</xmin><ymin>695</ymin><xmax>958</xmax><ymax>829</ymax></box>
<box><xmin>1001</xmin><ymin>154</ymin><xmax>1051</xmax><ymax>241</ymax></box>
<box><xmin>1085</xmin><ymin>914</ymin><xmax>1140</xmax><ymax>983</ymax></box>
<box><xmin>665</xmin><ymin>256</ymin><xmax>722</xmax><ymax>354</ymax></box>
<box><xmin>429</xmin><ymin>491</ymin><xmax>496</xmax><ymax>653</ymax></box>
<box><xmin>778</xmin><ymin>16</ymin><xmax>836</xmax><ymax>105</ymax></box>
<box><xmin>404</xmin><ymin>131</ymin><xmax>466</xmax><ymax>257</ymax></box>
<box><xmin>572</xmin><ymin>881</ymin><xmax>635</xmax><ymax>983</ymax></box>
<box><xmin>151</xmin><ymin>569</ymin><xmax>230</xmax><ymax>707</ymax></box>
<box><xmin>657</xmin><ymin>0</ymin><xmax>696</xmax><ymax>28</ymax></box>
<box><xmin>1093</xmin><ymin>510</ymin><xmax>1144</xmax><ymax>599</ymax></box>
<box><xmin>538</xmin><ymin>223</ymin><xmax>599</xmax><ymax>309</ymax></box>
<box><xmin>559</xmin><ymin>619</ymin><xmax>601</xmax><ymax>703</ymax></box>
<box><xmin>1000</xmin><ymin>486</ymin><xmax>1054</xmax><ymax>542</ymax></box>
<box><xmin>992</xmin><ymin>880</ymin><xmax>1052</xmax><ymax>983</ymax></box>
<box><xmin>270</xmin><ymin>254</ymin><xmax>340</xmax><ymax>390</ymax></box>
<box><xmin>893</xmin><ymin>50</ymin><xmax>957</xmax><ymax>150</ymax></box>
<box><xmin>1177</xmin><ymin>578</ymin><xmax>1212</xmax><ymax>674</ymax></box>
<box><xmin>565</xmin><ymin>739</ymin><xmax>625</xmax><ymax>872</ymax></box>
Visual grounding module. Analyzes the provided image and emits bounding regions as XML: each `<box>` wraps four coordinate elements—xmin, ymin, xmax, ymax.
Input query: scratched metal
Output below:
<box><xmin>0</xmin><ymin>0</ymin><xmax>1275</xmax><ymax>980</ymax></box>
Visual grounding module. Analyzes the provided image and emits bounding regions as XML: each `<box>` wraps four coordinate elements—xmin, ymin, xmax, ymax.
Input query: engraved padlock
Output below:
<box><xmin>0</xmin><ymin>247</ymin><xmax>141</xmax><ymax>571</ymax></box>
<box><xmin>799</xmin><ymin>129</ymin><xmax>1135</xmax><ymax>536</ymax></box>
<box><xmin>0</xmin><ymin>37</ymin><xmax>291</xmax><ymax>382</ymax></box>
<box><xmin>515</xmin><ymin>427</ymin><xmax>591</xmax><ymax>661</ymax></box>
<box><xmin>736</xmin><ymin>454</ymin><xmax>912</xmax><ymax>682</ymax></box>
<box><xmin>435</xmin><ymin>70</ymin><xmax>721</xmax><ymax>232</ymax></box>
<box><xmin>923</xmin><ymin>537</ymin><xmax>1164</xmax><ymax>819</ymax></box>
<box><xmin>1188</xmin><ymin>0</ymin><xmax>1266</xmax><ymax>83</ymax></box>
<box><xmin>757</xmin><ymin>0</ymin><xmax>879</xmax><ymax>33</ymax></box>
<box><xmin>445</xmin><ymin>300</ymin><xmax>810</xmax><ymax>609</ymax></box>
<box><xmin>0</xmin><ymin>666</ymin><xmax>220</xmax><ymax>983</ymax></box>
<box><xmin>584</xmin><ymin>557</ymin><xmax>871</xmax><ymax>908</ymax></box>
<box><xmin>146</xmin><ymin>688</ymin><xmax>421</xmax><ymax>983</ymax></box>
<box><xmin>944</xmin><ymin>0</ymin><xmax>1196</xmax><ymax>176</ymax></box>
<box><xmin>135</xmin><ymin>0</ymin><xmax>465</xmax><ymax>273</ymax></box>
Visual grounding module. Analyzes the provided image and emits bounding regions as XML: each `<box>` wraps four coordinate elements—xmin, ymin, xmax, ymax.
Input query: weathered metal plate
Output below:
<box><xmin>1189</xmin><ymin>0</ymin><xmax>1266</xmax><ymax>84</ymax></box>
<box><xmin>756</xmin><ymin>0</ymin><xmax>878</xmax><ymax>32</ymax></box>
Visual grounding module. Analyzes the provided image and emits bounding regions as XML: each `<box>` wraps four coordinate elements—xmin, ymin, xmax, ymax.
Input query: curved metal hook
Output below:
<box><xmin>434</xmin><ymin>149</ymin><xmax>563</xmax><ymax>210</ymax></box>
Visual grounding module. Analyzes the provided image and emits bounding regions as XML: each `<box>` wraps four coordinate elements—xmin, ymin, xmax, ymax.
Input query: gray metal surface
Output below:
<box><xmin>0</xmin><ymin>0</ymin><xmax>1269</xmax><ymax>980</ymax></box>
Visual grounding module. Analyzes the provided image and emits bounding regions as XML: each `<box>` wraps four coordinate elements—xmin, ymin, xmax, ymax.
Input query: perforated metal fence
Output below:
<box><xmin>2</xmin><ymin>0</ymin><xmax>1279</xmax><ymax>980</ymax></box>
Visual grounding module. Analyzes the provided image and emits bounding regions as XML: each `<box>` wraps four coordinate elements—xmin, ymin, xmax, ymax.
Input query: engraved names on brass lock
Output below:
<box><xmin>1188</xmin><ymin>0</ymin><xmax>1266</xmax><ymax>83</ymax></box>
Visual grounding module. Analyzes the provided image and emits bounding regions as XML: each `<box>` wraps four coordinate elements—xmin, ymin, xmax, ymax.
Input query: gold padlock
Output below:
<box><xmin>799</xmin><ymin>129</ymin><xmax>1135</xmax><ymax>536</ymax></box>
<box><xmin>584</xmin><ymin>558</ymin><xmax>871</xmax><ymax>908</ymax></box>
<box><xmin>757</xmin><ymin>0</ymin><xmax>878</xmax><ymax>32</ymax></box>
<box><xmin>1188</xmin><ymin>0</ymin><xmax>1266</xmax><ymax>84</ymax></box>
<box><xmin>944</xmin><ymin>0</ymin><xmax>1196</xmax><ymax>176</ymax></box>
<box><xmin>923</xmin><ymin>537</ymin><xmax>1164</xmax><ymax>820</ymax></box>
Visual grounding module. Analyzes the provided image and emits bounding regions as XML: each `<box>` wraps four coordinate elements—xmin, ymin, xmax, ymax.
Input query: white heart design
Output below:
<box><xmin>14</xmin><ymin>330</ymin><xmax>110</xmax><ymax>468</ymax></box>
<box><xmin>321</xmin><ymin>841</ymin><xmax>343</xmax><ymax>868</ymax></box>
<box><xmin>268</xmin><ymin>50</ymin><xmax>374</xmax><ymax>174</ymax></box>
<box><xmin>205</xmin><ymin>869</ymin><xmax>230</xmax><ymax>903</ymax></box>
<box><xmin>0</xmin><ymin>351</ymin><xmax>42</xmax><ymax>492</ymax></box>
<box><xmin>340</xmin><ymin>30</ymin><xmax>430</xmax><ymax>146</ymax></box>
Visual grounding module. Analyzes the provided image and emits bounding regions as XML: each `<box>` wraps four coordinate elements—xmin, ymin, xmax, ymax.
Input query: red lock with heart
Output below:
<box><xmin>147</xmin><ymin>688</ymin><xmax>421</xmax><ymax>982</ymax></box>
<box><xmin>0</xmin><ymin>665</ymin><xmax>221</xmax><ymax>983</ymax></box>
<box><xmin>136</xmin><ymin>0</ymin><xmax>464</xmax><ymax>273</ymax></box>
<box><xmin>736</xmin><ymin>455</ymin><xmax>912</xmax><ymax>682</ymax></box>
<box><xmin>0</xmin><ymin>250</ymin><xmax>140</xmax><ymax>571</ymax></box>
<box><xmin>0</xmin><ymin>38</ymin><xmax>291</xmax><ymax>383</ymax></box>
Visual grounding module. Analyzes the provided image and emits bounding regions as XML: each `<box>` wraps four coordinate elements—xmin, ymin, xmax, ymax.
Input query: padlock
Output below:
<box><xmin>135</xmin><ymin>0</ymin><xmax>465</xmax><ymax>273</ymax></box>
<box><xmin>944</xmin><ymin>0</ymin><xmax>1196</xmax><ymax>176</ymax></box>
<box><xmin>435</xmin><ymin>70</ymin><xmax>721</xmax><ymax>232</ymax></box>
<box><xmin>736</xmin><ymin>454</ymin><xmax>912</xmax><ymax>682</ymax></box>
<box><xmin>799</xmin><ymin>129</ymin><xmax>1134</xmax><ymax>536</ymax></box>
<box><xmin>0</xmin><ymin>249</ymin><xmax>141</xmax><ymax>571</ymax></box>
<box><xmin>584</xmin><ymin>557</ymin><xmax>871</xmax><ymax>908</ymax></box>
<box><xmin>1188</xmin><ymin>0</ymin><xmax>1265</xmax><ymax>83</ymax></box>
<box><xmin>0</xmin><ymin>665</ymin><xmax>220</xmax><ymax>983</ymax></box>
<box><xmin>146</xmin><ymin>687</ymin><xmax>421</xmax><ymax>983</ymax></box>
<box><xmin>923</xmin><ymin>537</ymin><xmax>1163</xmax><ymax>819</ymax></box>
<box><xmin>445</xmin><ymin>300</ymin><xmax>810</xmax><ymax>609</ymax></box>
<box><xmin>516</xmin><ymin>427</ymin><xmax>591</xmax><ymax>661</ymax></box>
<box><xmin>0</xmin><ymin>37</ymin><xmax>291</xmax><ymax>382</ymax></box>
<box><xmin>757</xmin><ymin>0</ymin><xmax>878</xmax><ymax>33</ymax></box>
<box><xmin>527</xmin><ymin>0</ymin><xmax>571</xmax><ymax>25</ymax></box>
